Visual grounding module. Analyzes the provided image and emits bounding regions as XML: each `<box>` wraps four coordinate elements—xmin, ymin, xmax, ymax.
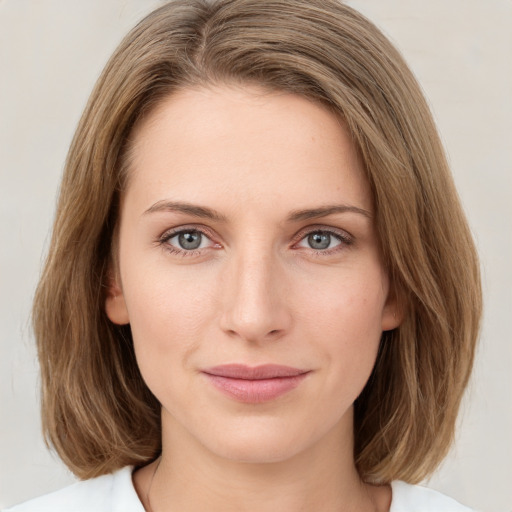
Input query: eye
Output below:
<box><xmin>294</xmin><ymin>229</ymin><xmax>352</xmax><ymax>253</ymax></box>
<box><xmin>159</xmin><ymin>227</ymin><xmax>218</xmax><ymax>255</ymax></box>
<box><xmin>305</xmin><ymin>232</ymin><xmax>338</xmax><ymax>250</ymax></box>
<box><xmin>174</xmin><ymin>231</ymin><xmax>204</xmax><ymax>250</ymax></box>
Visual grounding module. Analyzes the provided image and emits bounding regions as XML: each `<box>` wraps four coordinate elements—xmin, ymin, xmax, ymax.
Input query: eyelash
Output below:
<box><xmin>157</xmin><ymin>225</ymin><xmax>354</xmax><ymax>257</ymax></box>
<box><xmin>292</xmin><ymin>227</ymin><xmax>354</xmax><ymax>256</ymax></box>
<box><xmin>157</xmin><ymin>225</ymin><xmax>219</xmax><ymax>257</ymax></box>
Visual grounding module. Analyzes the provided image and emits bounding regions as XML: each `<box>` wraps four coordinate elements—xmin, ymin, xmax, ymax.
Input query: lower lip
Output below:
<box><xmin>203</xmin><ymin>373</ymin><xmax>309</xmax><ymax>403</ymax></box>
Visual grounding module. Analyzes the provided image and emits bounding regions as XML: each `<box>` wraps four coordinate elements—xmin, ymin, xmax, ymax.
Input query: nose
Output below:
<box><xmin>219</xmin><ymin>249</ymin><xmax>292</xmax><ymax>343</ymax></box>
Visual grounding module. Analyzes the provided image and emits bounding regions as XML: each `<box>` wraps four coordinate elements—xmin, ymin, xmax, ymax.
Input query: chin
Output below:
<box><xmin>210</xmin><ymin>435</ymin><xmax>306</xmax><ymax>464</ymax></box>
<box><xmin>197</xmin><ymin>415</ymin><xmax>333</xmax><ymax>465</ymax></box>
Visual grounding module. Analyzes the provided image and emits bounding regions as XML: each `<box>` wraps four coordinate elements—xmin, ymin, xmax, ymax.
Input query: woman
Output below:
<box><xmin>5</xmin><ymin>0</ymin><xmax>481</xmax><ymax>510</ymax></box>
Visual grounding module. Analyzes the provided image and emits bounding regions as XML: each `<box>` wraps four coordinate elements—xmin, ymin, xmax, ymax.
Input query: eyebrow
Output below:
<box><xmin>143</xmin><ymin>200</ymin><xmax>371</xmax><ymax>222</ymax></box>
<box><xmin>287</xmin><ymin>204</ymin><xmax>372</xmax><ymax>222</ymax></box>
<box><xmin>143</xmin><ymin>200</ymin><xmax>228</xmax><ymax>221</ymax></box>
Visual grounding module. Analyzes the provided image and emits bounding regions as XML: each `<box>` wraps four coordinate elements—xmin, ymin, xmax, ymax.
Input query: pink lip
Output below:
<box><xmin>202</xmin><ymin>364</ymin><xmax>310</xmax><ymax>403</ymax></box>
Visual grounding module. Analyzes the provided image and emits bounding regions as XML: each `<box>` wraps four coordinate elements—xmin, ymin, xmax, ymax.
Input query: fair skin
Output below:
<box><xmin>106</xmin><ymin>85</ymin><xmax>400</xmax><ymax>512</ymax></box>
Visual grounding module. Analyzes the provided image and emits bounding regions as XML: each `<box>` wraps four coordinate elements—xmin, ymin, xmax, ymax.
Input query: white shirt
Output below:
<box><xmin>3</xmin><ymin>466</ymin><xmax>476</xmax><ymax>511</ymax></box>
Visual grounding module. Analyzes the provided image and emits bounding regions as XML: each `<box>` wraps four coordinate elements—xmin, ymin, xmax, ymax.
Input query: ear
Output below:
<box><xmin>104</xmin><ymin>269</ymin><xmax>130</xmax><ymax>325</ymax></box>
<box><xmin>381</xmin><ymin>285</ymin><xmax>405</xmax><ymax>332</ymax></box>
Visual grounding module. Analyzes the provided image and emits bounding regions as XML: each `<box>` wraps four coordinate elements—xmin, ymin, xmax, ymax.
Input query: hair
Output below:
<box><xmin>33</xmin><ymin>0</ymin><xmax>481</xmax><ymax>484</ymax></box>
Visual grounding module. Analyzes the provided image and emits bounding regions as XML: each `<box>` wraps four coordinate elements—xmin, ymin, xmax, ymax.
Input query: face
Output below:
<box><xmin>106</xmin><ymin>85</ymin><xmax>400</xmax><ymax>464</ymax></box>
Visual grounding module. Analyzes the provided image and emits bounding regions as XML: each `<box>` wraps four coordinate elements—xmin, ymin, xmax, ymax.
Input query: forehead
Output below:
<box><xmin>123</xmin><ymin>84</ymin><xmax>371</xmax><ymax>217</ymax></box>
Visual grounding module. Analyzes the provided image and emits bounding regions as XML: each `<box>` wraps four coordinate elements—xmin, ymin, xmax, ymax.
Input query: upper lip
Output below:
<box><xmin>202</xmin><ymin>364</ymin><xmax>309</xmax><ymax>380</ymax></box>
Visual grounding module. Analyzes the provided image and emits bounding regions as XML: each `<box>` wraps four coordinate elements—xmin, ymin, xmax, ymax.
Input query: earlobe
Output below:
<box><xmin>104</xmin><ymin>271</ymin><xmax>130</xmax><ymax>325</ymax></box>
<box><xmin>381</xmin><ymin>306</ymin><xmax>403</xmax><ymax>332</ymax></box>
<box><xmin>381</xmin><ymin>288</ymin><xmax>405</xmax><ymax>332</ymax></box>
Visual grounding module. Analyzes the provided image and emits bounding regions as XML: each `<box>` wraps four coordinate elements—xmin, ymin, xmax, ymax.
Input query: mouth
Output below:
<box><xmin>201</xmin><ymin>364</ymin><xmax>311</xmax><ymax>403</ymax></box>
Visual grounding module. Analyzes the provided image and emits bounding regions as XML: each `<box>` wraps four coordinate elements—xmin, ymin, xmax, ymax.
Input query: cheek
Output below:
<box><xmin>295</xmin><ymin>268</ymin><xmax>386</xmax><ymax>380</ymax></box>
<box><xmin>298</xmin><ymin>268</ymin><xmax>387</xmax><ymax>338</ymax></box>
<box><xmin>120</xmin><ymin>259</ymin><xmax>218</xmax><ymax>380</ymax></box>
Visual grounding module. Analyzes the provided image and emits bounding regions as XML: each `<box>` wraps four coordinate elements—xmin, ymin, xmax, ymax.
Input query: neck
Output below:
<box><xmin>134</xmin><ymin>408</ymin><xmax>390</xmax><ymax>512</ymax></box>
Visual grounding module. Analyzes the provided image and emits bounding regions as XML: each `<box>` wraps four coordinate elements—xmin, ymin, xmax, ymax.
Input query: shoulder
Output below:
<box><xmin>2</xmin><ymin>466</ymin><xmax>144</xmax><ymax>512</ymax></box>
<box><xmin>390</xmin><ymin>481</ymin><xmax>477</xmax><ymax>512</ymax></box>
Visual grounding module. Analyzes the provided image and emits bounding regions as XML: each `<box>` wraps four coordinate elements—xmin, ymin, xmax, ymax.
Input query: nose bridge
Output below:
<box><xmin>221</xmin><ymin>241</ymin><xmax>290</xmax><ymax>342</ymax></box>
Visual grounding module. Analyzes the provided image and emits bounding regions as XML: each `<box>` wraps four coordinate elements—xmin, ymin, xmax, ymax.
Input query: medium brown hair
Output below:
<box><xmin>33</xmin><ymin>0</ymin><xmax>481</xmax><ymax>483</ymax></box>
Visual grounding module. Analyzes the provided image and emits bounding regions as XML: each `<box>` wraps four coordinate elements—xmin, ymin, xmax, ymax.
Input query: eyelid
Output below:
<box><xmin>157</xmin><ymin>224</ymin><xmax>221</xmax><ymax>255</ymax></box>
<box><xmin>159</xmin><ymin>224</ymin><xmax>217</xmax><ymax>241</ymax></box>
<box><xmin>291</xmin><ymin>225</ymin><xmax>354</xmax><ymax>253</ymax></box>
<box><xmin>292</xmin><ymin>224</ymin><xmax>353</xmax><ymax>243</ymax></box>
<box><xmin>156</xmin><ymin>223</ymin><xmax>353</xmax><ymax>257</ymax></box>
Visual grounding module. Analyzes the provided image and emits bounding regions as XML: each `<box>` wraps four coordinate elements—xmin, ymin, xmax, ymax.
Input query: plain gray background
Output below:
<box><xmin>1</xmin><ymin>1</ymin><xmax>511</xmax><ymax>510</ymax></box>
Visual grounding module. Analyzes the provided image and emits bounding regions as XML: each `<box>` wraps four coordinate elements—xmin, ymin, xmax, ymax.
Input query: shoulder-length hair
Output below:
<box><xmin>33</xmin><ymin>0</ymin><xmax>481</xmax><ymax>483</ymax></box>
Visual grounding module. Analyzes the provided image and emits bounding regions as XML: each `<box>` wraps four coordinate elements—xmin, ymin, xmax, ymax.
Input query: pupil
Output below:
<box><xmin>308</xmin><ymin>232</ymin><xmax>330</xmax><ymax>250</ymax></box>
<box><xmin>178</xmin><ymin>231</ymin><xmax>202</xmax><ymax>250</ymax></box>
